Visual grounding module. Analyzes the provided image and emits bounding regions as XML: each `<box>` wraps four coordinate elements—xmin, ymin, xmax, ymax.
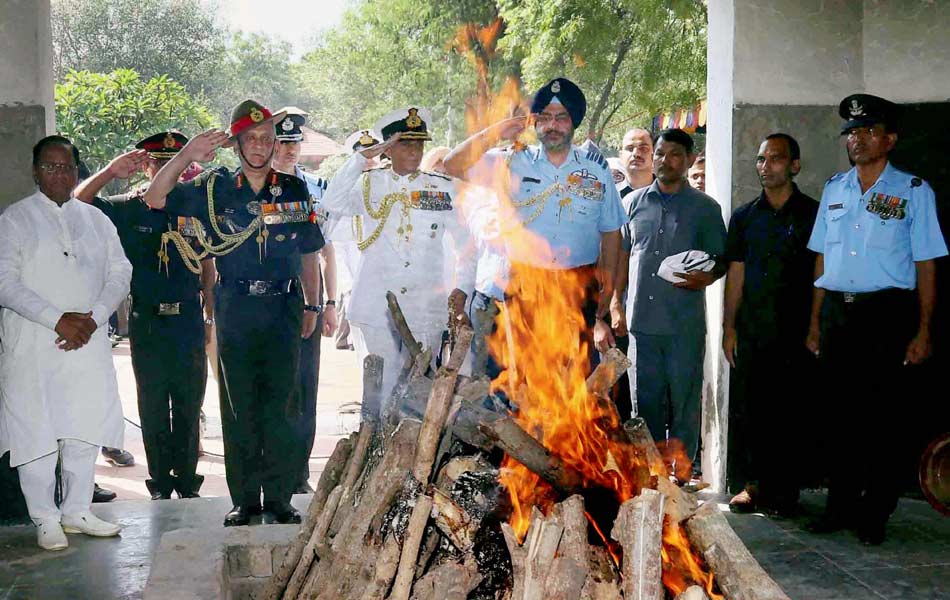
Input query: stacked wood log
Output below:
<box><xmin>264</xmin><ymin>298</ymin><xmax>791</xmax><ymax>600</ymax></box>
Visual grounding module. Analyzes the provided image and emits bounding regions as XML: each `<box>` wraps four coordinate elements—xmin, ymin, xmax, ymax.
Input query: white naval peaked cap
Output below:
<box><xmin>374</xmin><ymin>106</ymin><xmax>434</xmax><ymax>141</ymax></box>
<box><xmin>657</xmin><ymin>250</ymin><xmax>714</xmax><ymax>284</ymax></box>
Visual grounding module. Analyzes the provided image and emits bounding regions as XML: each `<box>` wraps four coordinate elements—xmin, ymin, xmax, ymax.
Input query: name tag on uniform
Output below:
<box><xmin>133</xmin><ymin>225</ymin><xmax>153</xmax><ymax>233</ymax></box>
<box><xmin>829</xmin><ymin>203</ymin><xmax>844</xmax><ymax>210</ymax></box>
<box><xmin>567</xmin><ymin>169</ymin><xmax>604</xmax><ymax>201</ymax></box>
<box><xmin>410</xmin><ymin>190</ymin><xmax>452</xmax><ymax>211</ymax></box>
<box><xmin>262</xmin><ymin>200</ymin><xmax>312</xmax><ymax>224</ymax></box>
<box><xmin>866</xmin><ymin>193</ymin><xmax>907</xmax><ymax>220</ymax></box>
<box><xmin>176</xmin><ymin>216</ymin><xmax>200</xmax><ymax>237</ymax></box>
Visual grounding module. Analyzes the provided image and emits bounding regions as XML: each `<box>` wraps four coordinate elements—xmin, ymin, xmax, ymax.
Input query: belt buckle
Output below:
<box><xmin>843</xmin><ymin>292</ymin><xmax>856</xmax><ymax>304</ymax></box>
<box><xmin>158</xmin><ymin>302</ymin><xmax>181</xmax><ymax>316</ymax></box>
<box><xmin>249</xmin><ymin>280</ymin><xmax>267</xmax><ymax>296</ymax></box>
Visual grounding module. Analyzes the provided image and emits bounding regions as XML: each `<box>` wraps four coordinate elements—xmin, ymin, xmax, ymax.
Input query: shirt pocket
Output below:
<box><xmin>631</xmin><ymin>216</ymin><xmax>653</xmax><ymax>248</ymax></box>
<box><xmin>572</xmin><ymin>196</ymin><xmax>601</xmax><ymax>224</ymax></box>
<box><xmin>866</xmin><ymin>216</ymin><xmax>908</xmax><ymax>250</ymax></box>
<box><xmin>824</xmin><ymin>209</ymin><xmax>846</xmax><ymax>244</ymax></box>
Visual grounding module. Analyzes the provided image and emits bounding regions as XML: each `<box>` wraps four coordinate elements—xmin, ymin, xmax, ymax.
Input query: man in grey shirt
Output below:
<box><xmin>615</xmin><ymin>129</ymin><xmax>726</xmax><ymax>481</ymax></box>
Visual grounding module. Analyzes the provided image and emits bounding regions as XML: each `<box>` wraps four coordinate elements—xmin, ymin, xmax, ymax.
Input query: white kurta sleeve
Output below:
<box><xmin>89</xmin><ymin>217</ymin><xmax>132</xmax><ymax>328</ymax></box>
<box><xmin>0</xmin><ymin>210</ymin><xmax>63</xmax><ymax>331</ymax></box>
<box><xmin>322</xmin><ymin>152</ymin><xmax>369</xmax><ymax>218</ymax></box>
<box><xmin>448</xmin><ymin>180</ymin><xmax>477</xmax><ymax>294</ymax></box>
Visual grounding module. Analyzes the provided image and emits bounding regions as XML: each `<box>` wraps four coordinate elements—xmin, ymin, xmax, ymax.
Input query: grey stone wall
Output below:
<box><xmin>0</xmin><ymin>105</ymin><xmax>46</xmax><ymax>212</ymax></box>
<box><xmin>729</xmin><ymin>104</ymin><xmax>853</xmax><ymax>211</ymax></box>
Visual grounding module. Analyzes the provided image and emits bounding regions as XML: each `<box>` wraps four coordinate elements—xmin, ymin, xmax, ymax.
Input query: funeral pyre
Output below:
<box><xmin>260</xmin><ymin>280</ymin><xmax>791</xmax><ymax>600</ymax></box>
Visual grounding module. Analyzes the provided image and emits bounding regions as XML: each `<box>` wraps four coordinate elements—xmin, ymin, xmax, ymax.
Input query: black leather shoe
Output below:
<box><xmin>224</xmin><ymin>505</ymin><xmax>256</xmax><ymax>527</ymax></box>
<box><xmin>294</xmin><ymin>481</ymin><xmax>315</xmax><ymax>494</ymax></box>
<box><xmin>263</xmin><ymin>501</ymin><xmax>301</xmax><ymax>524</ymax></box>
<box><xmin>857</xmin><ymin>520</ymin><xmax>886</xmax><ymax>546</ymax></box>
<box><xmin>92</xmin><ymin>483</ymin><xmax>117</xmax><ymax>503</ymax></box>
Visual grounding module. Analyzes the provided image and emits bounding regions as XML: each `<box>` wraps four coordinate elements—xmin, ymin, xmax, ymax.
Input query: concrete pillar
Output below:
<box><xmin>0</xmin><ymin>0</ymin><xmax>55</xmax><ymax>213</ymax></box>
<box><xmin>705</xmin><ymin>0</ymin><xmax>950</xmax><ymax>493</ymax></box>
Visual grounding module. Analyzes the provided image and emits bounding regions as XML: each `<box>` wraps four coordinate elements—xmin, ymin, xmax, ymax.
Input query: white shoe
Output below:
<box><xmin>61</xmin><ymin>512</ymin><xmax>121</xmax><ymax>537</ymax></box>
<box><xmin>37</xmin><ymin>520</ymin><xmax>68</xmax><ymax>551</ymax></box>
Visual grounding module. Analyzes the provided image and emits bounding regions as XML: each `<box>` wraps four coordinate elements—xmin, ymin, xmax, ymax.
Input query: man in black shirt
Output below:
<box><xmin>722</xmin><ymin>133</ymin><xmax>818</xmax><ymax>515</ymax></box>
<box><xmin>145</xmin><ymin>101</ymin><xmax>324</xmax><ymax>527</ymax></box>
<box><xmin>75</xmin><ymin>131</ymin><xmax>210</xmax><ymax>501</ymax></box>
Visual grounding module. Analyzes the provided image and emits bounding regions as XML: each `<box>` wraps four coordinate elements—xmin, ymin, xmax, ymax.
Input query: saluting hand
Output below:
<box><xmin>493</xmin><ymin>116</ymin><xmax>527</xmax><ymax>142</ymax></box>
<box><xmin>359</xmin><ymin>132</ymin><xmax>402</xmax><ymax>161</ymax></box>
<box><xmin>108</xmin><ymin>149</ymin><xmax>148</xmax><ymax>179</ymax></box>
<box><xmin>183</xmin><ymin>129</ymin><xmax>229</xmax><ymax>163</ymax></box>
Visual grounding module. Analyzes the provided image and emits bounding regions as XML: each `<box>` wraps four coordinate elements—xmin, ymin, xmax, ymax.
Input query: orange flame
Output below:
<box><xmin>452</xmin><ymin>20</ymin><xmax>720</xmax><ymax>599</ymax></box>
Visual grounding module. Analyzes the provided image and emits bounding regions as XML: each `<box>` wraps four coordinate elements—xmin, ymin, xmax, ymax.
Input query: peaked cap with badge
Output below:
<box><xmin>275</xmin><ymin>106</ymin><xmax>309</xmax><ymax>143</ymax></box>
<box><xmin>136</xmin><ymin>131</ymin><xmax>189</xmax><ymax>159</ymax></box>
<box><xmin>374</xmin><ymin>107</ymin><xmax>433</xmax><ymax>141</ymax></box>
<box><xmin>344</xmin><ymin>129</ymin><xmax>381</xmax><ymax>154</ymax></box>
<box><xmin>838</xmin><ymin>93</ymin><xmax>900</xmax><ymax>134</ymax></box>
<box><xmin>224</xmin><ymin>99</ymin><xmax>286</xmax><ymax>147</ymax></box>
<box><xmin>531</xmin><ymin>77</ymin><xmax>587</xmax><ymax>128</ymax></box>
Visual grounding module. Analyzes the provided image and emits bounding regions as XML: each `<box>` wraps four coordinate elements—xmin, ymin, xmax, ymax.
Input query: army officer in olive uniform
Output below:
<box><xmin>145</xmin><ymin>100</ymin><xmax>325</xmax><ymax>527</ymax></box>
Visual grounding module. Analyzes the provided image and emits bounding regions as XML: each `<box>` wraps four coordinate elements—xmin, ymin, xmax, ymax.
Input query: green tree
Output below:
<box><xmin>51</xmin><ymin>0</ymin><xmax>228</xmax><ymax>99</ymax></box>
<box><xmin>499</xmin><ymin>0</ymin><xmax>706</xmax><ymax>146</ymax></box>
<box><xmin>295</xmin><ymin>0</ymin><xmax>510</xmax><ymax>144</ymax></box>
<box><xmin>208</xmin><ymin>32</ymin><xmax>305</xmax><ymax>125</ymax></box>
<box><xmin>55</xmin><ymin>69</ymin><xmax>216</xmax><ymax>178</ymax></box>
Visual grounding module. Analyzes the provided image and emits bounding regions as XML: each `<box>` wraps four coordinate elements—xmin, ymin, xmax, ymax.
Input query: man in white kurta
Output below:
<box><xmin>0</xmin><ymin>136</ymin><xmax>131</xmax><ymax>550</ymax></box>
<box><xmin>322</xmin><ymin>108</ymin><xmax>475</xmax><ymax>417</ymax></box>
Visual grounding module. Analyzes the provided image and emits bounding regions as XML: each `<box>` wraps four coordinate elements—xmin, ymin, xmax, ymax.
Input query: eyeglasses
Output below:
<box><xmin>37</xmin><ymin>162</ymin><xmax>78</xmax><ymax>174</ymax></box>
<box><xmin>534</xmin><ymin>112</ymin><xmax>573</xmax><ymax>125</ymax></box>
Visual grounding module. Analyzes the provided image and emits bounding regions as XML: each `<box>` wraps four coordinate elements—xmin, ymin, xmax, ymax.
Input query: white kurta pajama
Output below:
<box><xmin>0</xmin><ymin>191</ymin><xmax>131</xmax><ymax>522</ymax></box>
<box><xmin>323</xmin><ymin>153</ymin><xmax>476</xmax><ymax>406</ymax></box>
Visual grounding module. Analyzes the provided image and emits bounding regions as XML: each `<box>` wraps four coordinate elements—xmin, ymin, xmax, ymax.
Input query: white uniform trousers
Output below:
<box><xmin>352</xmin><ymin>323</ymin><xmax>444</xmax><ymax>410</ymax></box>
<box><xmin>17</xmin><ymin>439</ymin><xmax>98</xmax><ymax>524</ymax></box>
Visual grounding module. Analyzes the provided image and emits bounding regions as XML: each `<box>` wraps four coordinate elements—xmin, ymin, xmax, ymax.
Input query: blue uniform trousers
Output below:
<box><xmin>627</xmin><ymin>331</ymin><xmax>705</xmax><ymax>471</ymax></box>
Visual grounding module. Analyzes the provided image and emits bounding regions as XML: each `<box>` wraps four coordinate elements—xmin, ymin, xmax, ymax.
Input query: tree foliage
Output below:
<box><xmin>51</xmin><ymin>0</ymin><xmax>228</xmax><ymax>99</ymax></box>
<box><xmin>499</xmin><ymin>0</ymin><xmax>706</xmax><ymax>145</ymax></box>
<box><xmin>55</xmin><ymin>69</ymin><xmax>215</xmax><ymax>173</ymax></box>
<box><xmin>295</xmin><ymin>0</ymin><xmax>513</xmax><ymax>144</ymax></box>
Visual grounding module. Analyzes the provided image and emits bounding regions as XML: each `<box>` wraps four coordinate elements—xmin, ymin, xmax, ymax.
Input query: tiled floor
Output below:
<box><xmin>0</xmin><ymin>491</ymin><xmax>947</xmax><ymax>599</ymax></box>
<box><xmin>1</xmin><ymin>340</ymin><xmax>948</xmax><ymax>598</ymax></box>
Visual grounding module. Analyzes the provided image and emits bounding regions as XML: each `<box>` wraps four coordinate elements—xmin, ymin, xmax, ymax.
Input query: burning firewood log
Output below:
<box><xmin>624</xmin><ymin>418</ymin><xmax>698</xmax><ymax>524</ymax></box>
<box><xmin>611</xmin><ymin>489</ymin><xmax>665</xmax><ymax>600</ymax></box>
<box><xmin>265</xmin><ymin>434</ymin><xmax>355</xmax><ymax>600</ymax></box>
<box><xmin>684</xmin><ymin>503</ymin><xmax>791</xmax><ymax>600</ymax></box>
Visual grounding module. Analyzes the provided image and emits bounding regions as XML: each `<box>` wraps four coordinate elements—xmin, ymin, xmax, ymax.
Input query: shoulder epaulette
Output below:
<box><xmin>193</xmin><ymin>168</ymin><xmax>222</xmax><ymax>187</ymax></box>
<box><xmin>421</xmin><ymin>170</ymin><xmax>452</xmax><ymax>181</ymax></box>
<box><xmin>584</xmin><ymin>147</ymin><xmax>609</xmax><ymax>170</ymax></box>
<box><xmin>825</xmin><ymin>172</ymin><xmax>846</xmax><ymax>185</ymax></box>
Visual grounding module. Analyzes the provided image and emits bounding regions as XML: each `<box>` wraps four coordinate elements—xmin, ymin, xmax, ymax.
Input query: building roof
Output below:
<box><xmin>300</xmin><ymin>126</ymin><xmax>344</xmax><ymax>158</ymax></box>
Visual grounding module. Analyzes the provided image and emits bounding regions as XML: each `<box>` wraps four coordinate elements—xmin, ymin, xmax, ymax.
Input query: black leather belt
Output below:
<box><xmin>156</xmin><ymin>302</ymin><xmax>181</xmax><ymax>316</ymax></box>
<box><xmin>828</xmin><ymin>288</ymin><xmax>912</xmax><ymax>304</ymax></box>
<box><xmin>225</xmin><ymin>279</ymin><xmax>296</xmax><ymax>296</ymax></box>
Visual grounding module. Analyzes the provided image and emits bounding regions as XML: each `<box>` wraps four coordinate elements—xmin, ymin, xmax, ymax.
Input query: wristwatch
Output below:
<box><xmin>304</xmin><ymin>304</ymin><xmax>323</xmax><ymax>313</ymax></box>
<box><xmin>204</xmin><ymin>317</ymin><xmax>214</xmax><ymax>326</ymax></box>
<box><xmin>325</xmin><ymin>300</ymin><xmax>336</xmax><ymax>307</ymax></box>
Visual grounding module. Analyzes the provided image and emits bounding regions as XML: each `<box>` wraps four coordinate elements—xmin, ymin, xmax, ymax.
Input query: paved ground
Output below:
<box><xmin>1</xmin><ymin>341</ymin><xmax>949</xmax><ymax>598</ymax></box>
<box><xmin>97</xmin><ymin>337</ymin><xmax>363</xmax><ymax>501</ymax></box>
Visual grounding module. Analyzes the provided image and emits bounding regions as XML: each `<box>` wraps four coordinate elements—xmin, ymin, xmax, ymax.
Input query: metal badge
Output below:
<box><xmin>246</xmin><ymin>201</ymin><xmax>262</xmax><ymax>215</ymax></box>
<box><xmin>270</xmin><ymin>185</ymin><xmax>283</xmax><ymax>198</ymax></box>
